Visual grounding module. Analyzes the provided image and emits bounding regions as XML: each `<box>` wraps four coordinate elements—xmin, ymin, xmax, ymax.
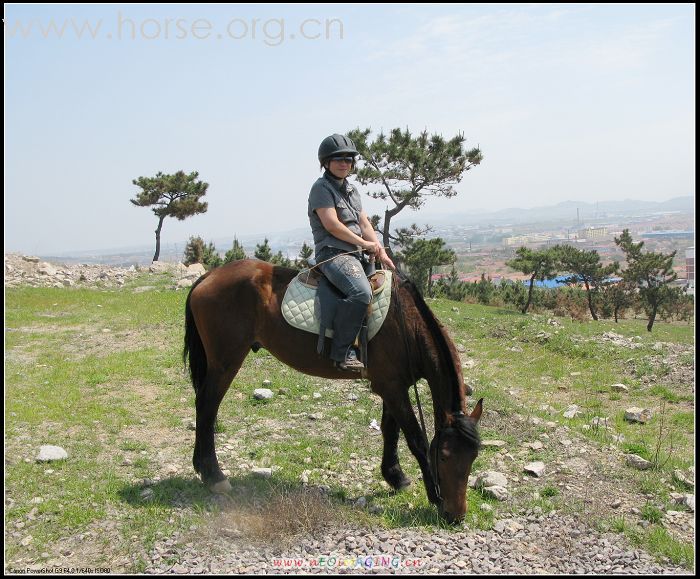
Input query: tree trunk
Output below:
<box><xmin>585</xmin><ymin>281</ymin><xmax>598</xmax><ymax>321</ymax></box>
<box><xmin>614</xmin><ymin>303</ymin><xmax>620</xmax><ymax>323</ymax></box>
<box><xmin>428</xmin><ymin>266</ymin><xmax>434</xmax><ymax>297</ymax></box>
<box><xmin>153</xmin><ymin>215</ymin><xmax>165</xmax><ymax>262</ymax></box>
<box><xmin>523</xmin><ymin>275</ymin><xmax>536</xmax><ymax>314</ymax></box>
<box><xmin>382</xmin><ymin>209</ymin><xmax>394</xmax><ymax>260</ymax></box>
<box><xmin>647</xmin><ymin>304</ymin><xmax>658</xmax><ymax>332</ymax></box>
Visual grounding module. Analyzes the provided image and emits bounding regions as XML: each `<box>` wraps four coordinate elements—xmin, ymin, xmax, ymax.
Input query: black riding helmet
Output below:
<box><xmin>318</xmin><ymin>134</ymin><xmax>359</xmax><ymax>164</ymax></box>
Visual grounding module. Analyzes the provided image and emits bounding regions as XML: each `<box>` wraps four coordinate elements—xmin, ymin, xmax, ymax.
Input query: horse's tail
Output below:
<box><xmin>183</xmin><ymin>275</ymin><xmax>209</xmax><ymax>396</ymax></box>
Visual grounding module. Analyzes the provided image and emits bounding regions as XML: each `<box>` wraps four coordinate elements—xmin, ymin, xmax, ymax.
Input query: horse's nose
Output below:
<box><xmin>439</xmin><ymin>505</ymin><xmax>464</xmax><ymax>525</ymax></box>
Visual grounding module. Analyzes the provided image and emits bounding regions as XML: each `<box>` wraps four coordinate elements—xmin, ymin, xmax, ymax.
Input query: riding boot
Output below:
<box><xmin>330</xmin><ymin>299</ymin><xmax>368</xmax><ymax>364</ymax></box>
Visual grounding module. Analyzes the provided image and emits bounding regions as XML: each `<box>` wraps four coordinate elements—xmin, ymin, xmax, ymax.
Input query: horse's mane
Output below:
<box><xmin>398</xmin><ymin>277</ymin><xmax>481</xmax><ymax>450</ymax></box>
<box><xmin>398</xmin><ymin>277</ymin><xmax>462</xmax><ymax>412</ymax></box>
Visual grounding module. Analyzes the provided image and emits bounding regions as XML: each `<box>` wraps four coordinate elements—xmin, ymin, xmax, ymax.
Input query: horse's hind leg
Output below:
<box><xmin>193</xmin><ymin>355</ymin><xmax>246</xmax><ymax>492</ymax></box>
<box><xmin>380</xmin><ymin>402</ymin><xmax>411</xmax><ymax>491</ymax></box>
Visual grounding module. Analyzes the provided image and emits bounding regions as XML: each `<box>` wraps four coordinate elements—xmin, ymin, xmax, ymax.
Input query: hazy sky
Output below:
<box><xmin>5</xmin><ymin>4</ymin><xmax>695</xmax><ymax>255</ymax></box>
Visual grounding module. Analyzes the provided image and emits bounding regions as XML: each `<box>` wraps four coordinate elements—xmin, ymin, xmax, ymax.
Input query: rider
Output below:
<box><xmin>308</xmin><ymin>133</ymin><xmax>395</xmax><ymax>371</ymax></box>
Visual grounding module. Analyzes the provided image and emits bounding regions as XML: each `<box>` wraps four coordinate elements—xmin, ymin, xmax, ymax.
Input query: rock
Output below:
<box><xmin>251</xmin><ymin>467</ymin><xmax>272</xmax><ymax>478</ymax></box>
<box><xmin>38</xmin><ymin>262</ymin><xmax>57</xmax><ymax>276</ymax></box>
<box><xmin>474</xmin><ymin>471</ymin><xmax>508</xmax><ymax>489</ymax></box>
<box><xmin>36</xmin><ymin>445</ymin><xmax>68</xmax><ymax>462</ymax></box>
<box><xmin>611</xmin><ymin>383</ymin><xmax>629</xmax><ymax>393</ymax></box>
<box><xmin>185</xmin><ymin>263</ymin><xmax>206</xmax><ymax>277</ymax></box>
<box><xmin>253</xmin><ymin>388</ymin><xmax>273</xmax><ymax>400</ymax></box>
<box><xmin>670</xmin><ymin>493</ymin><xmax>695</xmax><ymax>512</ymax></box>
<box><xmin>625</xmin><ymin>454</ymin><xmax>652</xmax><ymax>470</ymax></box>
<box><xmin>524</xmin><ymin>462</ymin><xmax>546</xmax><ymax>477</ymax></box>
<box><xmin>673</xmin><ymin>469</ymin><xmax>694</xmax><ymax>487</ymax></box>
<box><xmin>354</xmin><ymin>496</ymin><xmax>367</xmax><ymax>508</ymax></box>
<box><xmin>3</xmin><ymin>254</ymin><xmax>208</xmax><ymax>290</ymax></box>
<box><xmin>624</xmin><ymin>408</ymin><xmax>652</xmax><ymax>424</ymax></box>
<box><xmin>483</xmin><ymin>485</ymin><xmax>509</xmax><ymax>501</ymax></box>
<box><xmin>563</xmin><ymin>405</ymin><xmax>582</xmax><ymax>419</ymax></box>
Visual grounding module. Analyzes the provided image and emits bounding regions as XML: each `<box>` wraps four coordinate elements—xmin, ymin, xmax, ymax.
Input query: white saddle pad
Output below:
<box><xmin>281</xmin><ymin>271</ymin><xmax>392</xmax><ymax>340</ymax></box>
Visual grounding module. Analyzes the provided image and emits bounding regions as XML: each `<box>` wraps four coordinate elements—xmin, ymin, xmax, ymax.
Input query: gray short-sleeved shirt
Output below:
<box><xmin>308</xmin><ymin>172</ymin><xmax>364</xmax><ymax>255</ymax></box>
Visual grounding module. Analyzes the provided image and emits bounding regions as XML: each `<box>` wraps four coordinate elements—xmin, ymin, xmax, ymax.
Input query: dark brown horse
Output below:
<box><xmin>183</xmin><ymin>259</ymin><xmax>483</xmax><ymax>523</ymax></box>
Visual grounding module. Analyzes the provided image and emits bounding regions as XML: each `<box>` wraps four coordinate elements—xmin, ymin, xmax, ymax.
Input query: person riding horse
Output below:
<box><xmin>308</xmin><ymin>134</ymin><xmax>395</xmax><ymax>371</ymax></box>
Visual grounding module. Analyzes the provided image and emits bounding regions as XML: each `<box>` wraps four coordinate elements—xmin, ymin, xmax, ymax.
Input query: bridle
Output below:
<box><xmin>393</xmin><ymin>271</ymin><xmax>465</xmax><ymax>504</ymax></box>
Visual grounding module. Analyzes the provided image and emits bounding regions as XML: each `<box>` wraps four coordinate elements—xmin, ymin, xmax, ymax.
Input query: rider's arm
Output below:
<box><xmin>316</xmin><ymin>207</ymin><xmax>374</xmax><ymax>251</ymax></box>
<box><xmin>359</xmin><ymin>211</ymin><xmax>396</xmax><ymax>270</ymax></box>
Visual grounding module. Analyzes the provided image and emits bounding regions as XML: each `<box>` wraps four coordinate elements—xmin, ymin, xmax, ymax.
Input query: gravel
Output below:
<box><xmin>143</xmin><ymin>513</ymin><xmax>688</xmax><ymax>574</ymax></box>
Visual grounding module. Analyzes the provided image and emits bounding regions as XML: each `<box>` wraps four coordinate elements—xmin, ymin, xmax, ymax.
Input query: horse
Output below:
<box><xmin>183</xmin><ymin>258</ymin><xmax>483</xmax><ymax>523</ymax></box>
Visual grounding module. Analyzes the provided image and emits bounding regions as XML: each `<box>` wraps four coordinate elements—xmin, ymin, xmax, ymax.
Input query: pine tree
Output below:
<box><xmin>506</xmin><ymin>247</ymin><xmax>560</xmax><ymax>314</ymax></box>
<box><xmin>615</xmin><ymin>229</ymin><xmax>677</xmax><ymax>331</ymax></box>
<box><xmin>297</xmin><ymin>242</ymin><xmax>314</xmax><ymax>269</ymax></box>
<box><xmin>254</xmin><ymin>238</ymin><xmax>273</xmax><ymax>262</ymax></box>
<box><xmin>555</xmin><ymin>244</ymin><xmax>619</xmax><ymax>321</ymax></box>
<box><xmin>399</xmin><ymin>237</ymin><xmax>455</xmax><ymax>296</ymax></box>
<box><xmin>130</xmin><ymin>170</ymin><xmax>208</xmax><ymax>262</ymax></box>
<box><xmin>347</xmin><ymin>128</ymin><xmax>482</xmax><ymax>258</ymax></box>
<box><xmin>223</xmin><ymin>237</ymin><xmax>247</xmax><ymax>263</ymax></box>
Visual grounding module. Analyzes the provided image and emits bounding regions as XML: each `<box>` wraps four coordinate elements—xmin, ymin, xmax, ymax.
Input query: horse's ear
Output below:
<box><xmin>470</xmin><ymin>398</ymin><xmax>484</xmax><ymax>423</ymax></box>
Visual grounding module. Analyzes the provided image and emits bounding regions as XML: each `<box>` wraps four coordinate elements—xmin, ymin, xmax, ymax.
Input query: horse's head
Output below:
<box><xmin>430</xmin><ymin>399</ymin><xmax>483</xmax><ymax>524</ymax></box>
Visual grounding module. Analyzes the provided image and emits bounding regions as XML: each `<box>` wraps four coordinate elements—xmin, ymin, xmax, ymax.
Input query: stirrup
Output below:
<box><xmin>335</xmin><ymin>355</ymin><xmax>365</xmax><ymax>372</ymax></box>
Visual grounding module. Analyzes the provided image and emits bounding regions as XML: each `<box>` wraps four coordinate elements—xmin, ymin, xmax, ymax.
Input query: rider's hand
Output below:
<box><xmin>378</xmin><ymin>248</ymin><xmax>396</xmax><ymax>271</ymax></box>
<box><xmin>363</xmin><ymin>240</ymin><xmax>382</xmax><ymax>255</ymax></box>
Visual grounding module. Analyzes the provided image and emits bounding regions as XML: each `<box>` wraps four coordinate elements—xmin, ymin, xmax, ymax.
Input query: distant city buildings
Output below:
<box><xmin>639</xmin><ymin>230</ymin><xmax>694</xmax><ymax>239</ymax></box>
<box><xmin>577</xmin><ymin>226</ymin><xmax>608</xmax><ymax>240</ymax></box>
<box><xmin>502</xmin><ymin>233</ymin><xmax>551</xmax><ymax>247</ymax></box>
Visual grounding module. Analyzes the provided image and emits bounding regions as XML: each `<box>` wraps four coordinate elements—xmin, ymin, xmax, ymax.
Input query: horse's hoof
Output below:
<box><xmin>394</xmin><ymin>477</ymin><xmax>411</xmax><ymax>490</ymax></box>
<box><xmin>384</xmin><ymin>470</ymin><xmax>411</xmax><ymax>491</ymax></box>
<box><xmin>210</xmin><ymin>479</ymin><xmax>232</xmax><ymax>494</ymax></box>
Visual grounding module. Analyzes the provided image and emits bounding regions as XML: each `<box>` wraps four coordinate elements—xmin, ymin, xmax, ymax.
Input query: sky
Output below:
<box><xmin>4</xmin><ymin>3</ymin><xmax>695</xmax><ymax>255</ymax></box>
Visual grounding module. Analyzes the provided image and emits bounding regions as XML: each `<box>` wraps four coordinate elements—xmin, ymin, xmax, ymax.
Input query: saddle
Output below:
<box><xmin>281</xmin><ymin>265</ymin><xmax>393</xmax><ymax>362</ymax></box>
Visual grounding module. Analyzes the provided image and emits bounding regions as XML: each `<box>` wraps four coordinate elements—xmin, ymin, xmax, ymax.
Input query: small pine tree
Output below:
<box><xmin>297</xmin><ymin>242</ymin><xmax>314</xmax><ymax>269</ymax></box>
<box><xmin>184</xmin><ymin>236</ymin><xmax>205</xmax><ymax>266</ymax></box>
<box><xmin>506</xmin><ymin>247</ymin><xmax>559</xmax><ymax>314</ymax></box>
<box><xmin>254</xmin><ymin>238</ymin><xmax>273</xmax><ymax>262</ymax></box>
<box><xmin>184</xmin><ymin>236</ymin><xmax>222</xmax><ymax>270</ymax></box>
<box><xmin>615</xmin><ymin>229</ymin><xmax>678</xmax><ymax>331</ymax></box>
<box><xmin>223</xmin><ymin>237</ymin><xmax>247</xmax><ymax>263</ymax></box>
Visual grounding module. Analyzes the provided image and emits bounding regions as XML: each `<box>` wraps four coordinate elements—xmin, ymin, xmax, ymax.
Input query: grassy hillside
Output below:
<box><xmin>4</xmin><ymin>275</ymin><xmax>695</xmax><ymax>571</ymax></box>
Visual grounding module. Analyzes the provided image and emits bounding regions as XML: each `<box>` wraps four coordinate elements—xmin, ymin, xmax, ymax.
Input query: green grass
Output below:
<box><xmin>5</xmin><ymin>284</ymin><xmax>695</xmax><ymax>570</ymax></box>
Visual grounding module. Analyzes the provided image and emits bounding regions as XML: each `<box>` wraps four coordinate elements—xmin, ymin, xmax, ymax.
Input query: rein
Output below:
<box><xmin>392</xmin><ymin>268</ymin><xmax>442</xmax><ymax>502</ymax></box>
<box><xmin>301</xmin><ymin>248</ymin><xmax>367</xmax><ymax>273</ymax></box>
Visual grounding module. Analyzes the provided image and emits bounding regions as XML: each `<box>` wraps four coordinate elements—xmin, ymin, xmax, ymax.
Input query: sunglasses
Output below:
<box><xmin>329</xmin><ymin>156</ymin><xmax>355</xmax><ymax>164</ymax></box>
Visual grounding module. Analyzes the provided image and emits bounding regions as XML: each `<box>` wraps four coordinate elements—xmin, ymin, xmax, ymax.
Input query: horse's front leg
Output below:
<box><xmin>383</xmin><ymin>390</ymin><xmax>441</xmax><ymax>505</ymax></box>
<box><xmin>380</xmin><ymin>402</ymin><xmax>411</xmax><ymax>491</ymax></box>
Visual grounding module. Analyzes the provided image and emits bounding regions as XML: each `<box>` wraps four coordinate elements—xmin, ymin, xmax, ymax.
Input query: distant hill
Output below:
<box><xmin>33</xmin><ymin>196</ymin><xmax>693</xmax><ymax>265</ymax></box>
<box><xmin>407</xmin><ymin>196</ymin><xmax>694</xmax><ymax>227</ymax></box>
